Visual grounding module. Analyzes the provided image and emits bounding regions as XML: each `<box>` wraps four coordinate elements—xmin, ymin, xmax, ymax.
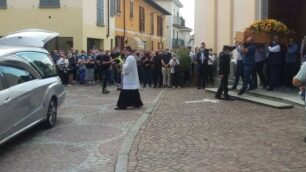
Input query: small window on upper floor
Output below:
<box><xmin>0</xmin><ymin>0</ymin><xmax>7</xmax><ymax>9</ymax></box>
<box><xmin>39</xmin><ymin>0</ymin><xmax>60</xmax><ymax>8</ymax></box>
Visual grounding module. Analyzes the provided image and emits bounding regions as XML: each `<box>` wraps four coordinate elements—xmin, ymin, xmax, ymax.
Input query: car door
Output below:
<box><xmin>0</xmin><ymin>71</ymin><xmax>14</xmax><ymax>142</ymax></box>
<box><xmin>0</xmin><ymin>65</ymin><xmax>38</xmax><ymax>131</ymax></box>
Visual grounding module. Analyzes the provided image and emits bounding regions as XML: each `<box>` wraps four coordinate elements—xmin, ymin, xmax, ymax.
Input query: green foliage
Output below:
<box><xmin>175</xmin><ymin>47</ymin><xmax>191</xmax><ymax>72</ymax></box>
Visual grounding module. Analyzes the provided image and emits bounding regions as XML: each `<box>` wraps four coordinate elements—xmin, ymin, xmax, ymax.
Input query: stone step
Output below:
<box><xmin>205</xmin><ymin>88</ymin><xmax>294</xmax><ymax>109</ymax></box>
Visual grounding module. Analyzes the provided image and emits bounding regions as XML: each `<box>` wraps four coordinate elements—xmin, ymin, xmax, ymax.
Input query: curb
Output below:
<box><xmin>115</xmin><ymin>90</ymin><xmax>165</xmax><ymax>172</ymax></box>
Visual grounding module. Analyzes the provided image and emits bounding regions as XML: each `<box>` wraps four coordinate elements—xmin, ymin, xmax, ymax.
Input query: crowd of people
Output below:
<box><xmin>52</xmin><ymin>44</ymin><xmax>218</xmax><ymax>94</ymax></box>
<box><xmin>52</xmin><ymin>35</ymin><xmax>303</xmax><ymax>100</ymax></box>
<box><xmin>214</xmin><ymin>35</ymin><xmax>302</xmax><ymax>100</ymax></box>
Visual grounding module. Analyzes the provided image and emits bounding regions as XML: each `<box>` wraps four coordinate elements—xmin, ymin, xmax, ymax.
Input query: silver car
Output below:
<box><xmin>0</xmin><ymin>29</ymin><xmax>65</xmax><ymax>145</ymax></box>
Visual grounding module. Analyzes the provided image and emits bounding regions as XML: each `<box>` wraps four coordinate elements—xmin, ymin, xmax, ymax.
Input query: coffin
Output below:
<box><xmin>235</xmin><ymin>30</ymin><xmax>293</xmax><ymax>44</ymax></box>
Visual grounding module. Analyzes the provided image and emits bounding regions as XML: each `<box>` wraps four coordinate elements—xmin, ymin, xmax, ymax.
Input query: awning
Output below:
<box><xmin>128</xmin><ymin>36</ymin><xmax>145</xmax><ymax>50</ymax></box>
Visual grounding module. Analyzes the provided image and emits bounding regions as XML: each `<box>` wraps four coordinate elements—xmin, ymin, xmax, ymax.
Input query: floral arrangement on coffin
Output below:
<box><xmin>248</xmin><ymin>19</ymin><xmax>289</xmax><ymax>33</ymax></box>
<box><xmin>235</xmin><ymin>19</ymin><xmax>293</xmax><ymax>43</ymax></box>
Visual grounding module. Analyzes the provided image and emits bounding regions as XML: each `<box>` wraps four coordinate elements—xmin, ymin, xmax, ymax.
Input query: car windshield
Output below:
<box><xmin>15</xmin><ymin>52</ymin><xmax>58</xmax><ymax>78</ymax></box>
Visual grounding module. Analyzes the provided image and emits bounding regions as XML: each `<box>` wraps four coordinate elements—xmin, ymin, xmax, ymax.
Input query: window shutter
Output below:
<box><xmin>97</xmin><ymin>0</ymin><xmax>104</xmax><ymax>26</ymax></box>
<box><xmin>40</xmin><ymin>0</ymin><xmax>60</xmax><ymax>7</ymax></box>
<box><xmin>110</xmin><ymin>0</ymin><xmax>115</xmax><ymax>17</ymax></box>
<box><xmin>0</xmin><ymin>0</ymin><xmax>7</xmax><ymax>8</ymax></box>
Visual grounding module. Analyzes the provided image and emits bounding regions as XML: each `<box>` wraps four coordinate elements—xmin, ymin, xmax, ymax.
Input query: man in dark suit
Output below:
<box><xmin>196</xmin><ymin>42</ymin><xmax>210</xmax><ymax>89</ymax></box>
<box><xmin>215</xmin><ymin>46</ymin><xmax>235</xmax><ymax>100</ymax></box>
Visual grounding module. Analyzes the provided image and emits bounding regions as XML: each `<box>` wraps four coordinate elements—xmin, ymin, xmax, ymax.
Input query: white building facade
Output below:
<box><xmin>155</xmin><ymin>0</ymin><xmax>192</xmax><ymax>49</ymax></box>
<box><xmin>194</xmin><ymin>0</ymin><xmax>306</xmax><ymax>53</ymax></box>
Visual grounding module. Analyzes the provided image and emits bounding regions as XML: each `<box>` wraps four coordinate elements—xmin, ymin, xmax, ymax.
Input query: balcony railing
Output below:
<box><xmin>172</xmin><ymin>38</ymin><xmax>185</xmax><ymax>49</ymax></box>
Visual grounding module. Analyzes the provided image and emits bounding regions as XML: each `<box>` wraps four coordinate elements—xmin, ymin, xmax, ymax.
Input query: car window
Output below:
<box><xmin>15</xmin><ymin>52</ymin><xmax>57</xmax><ymax>78</ymax></box>
<box><xmin>0</xmin><ymin>73</ymin><xmax>4</xmax><ymax>91</ymax></box>
<box><xmin>0</xmin><ymin>66</ymin><xmax>34</xmax><ymax>88</ymax></box>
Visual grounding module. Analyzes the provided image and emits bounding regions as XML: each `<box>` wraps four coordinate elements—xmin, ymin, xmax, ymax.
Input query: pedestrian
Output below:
<box><xmin>169</xmin><ymin>54</ymin><xmax>180</xmax><ymax>88</ymax></box>
<box><xmin>78</xmin><ymin>50</ymin><xmax>87</xmax><ymax>85</ymax></box>
<box><xmin>285</xmin><ymin>38</ymin><xmax>299</xmax><ymax>89</ymax></box>
<box><xmin>142</xmin><ymin>51</ymin><xmax>152</xmax><ymax>88</ymax></box>
<box><xmin>266</xmin><ymin>35</ymin><xmax>282</xmax><ymax>91</ymax></box>
<box><xmin>292</xmin><ymin>62</ymin><xmax>306</xmax><ymax>142</ymax></box>
<box><xmin>151</xmin><ymin>50</ymin><xmax>163</xmax><ymax>88</ymax></box>
<box><xmin>161</xmin><ymin>49</ymin><xmax>172</xmax><ymax>88</ymax></box>
<box><xmin>215</xmin><ymin>46</ymin><xmax>235</xmax><ymax>100</ymax></box>
<box><xmin>253</xmin><ymin>43</ymin><xmax>267</xmax><ymax>89</ymax></box>
<box><xmin>231</xmin><ymin>42</ymin><xmax>244</xmax><ymax>90</ymax></box>
<box><xmin>85</xmin><ymin>54</ymin><xmax>95</xmax><ymax>86</ymax></box>
<box><xmin>207</xmin><ymin>50</ymin><xmax>216</xmax><ymax>86</ymax></box>
<box><xmin>195</xmin><ymin>42</ymin><xmax>210</xmax><ymax>89</ymax></box>
<box><xmin>115</xmin><ymin>46</ymin><xmax>143</xmax><ymax>110</ymax></box>
<box><xmin>57</xmin><ymin>51</ymin><xmax>69</xmax><ymax>85</ymax></box>
<box><xmin>238</xmin><ymin>37</ymin><xmax>257</xmax><ymax>95</ymax></box>
<box><xmin>96</xmin><ymin>50</ymin><xmax>113</xmax><ymax>94</ymax></box>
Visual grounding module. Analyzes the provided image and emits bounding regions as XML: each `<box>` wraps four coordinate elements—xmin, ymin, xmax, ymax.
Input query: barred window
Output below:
<box><xmin>97</xmin><ymin>0</ymin><xmax>105</xmax><ymax>26</ymax></box>
<box><xmin>0</xmin><ymin>0</ymin><xmax>7</xmax><ymax>9</ymax></box>
<box><xmin>39</xmin><ymin>0</ymin><xmax>60</xmax><ymax>8</ymax></box>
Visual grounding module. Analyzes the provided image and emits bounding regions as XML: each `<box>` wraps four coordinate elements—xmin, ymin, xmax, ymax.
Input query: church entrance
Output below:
<box><xmin>268</xmin><ymin>0</ymin><xmax>306</xmax><ymax>41</ymax></box>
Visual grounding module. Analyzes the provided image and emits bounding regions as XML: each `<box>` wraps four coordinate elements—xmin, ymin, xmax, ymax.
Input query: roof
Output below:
<box><xmin>144</xmin><ymin>0</ymin><xmax>171</xmax><ymax>15</ymax></box>
<box><xmin>174</xmin><ymin>0</ymin><xmax>183</xmax><ymax>8</ymax></box>
<box><xmin>173</xmin><ymin>24</ymin><xmax>193</xmax><ymax>31</ymax></box>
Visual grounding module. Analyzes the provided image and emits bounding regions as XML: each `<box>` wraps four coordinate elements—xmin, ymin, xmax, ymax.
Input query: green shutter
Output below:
<box><xmin>110</xmin><ymin>0</ymin><xmax>115</xmax><ymax>17</ymax></box>
<box><xmin>0</xmin><ymin>0</ymin><xmax>6</xmax><ymax>8</ymax></box>
<box><xmin>97</xmin><ymin>0</ymin><xmax>104</xmax><ymax>26</ymax></box>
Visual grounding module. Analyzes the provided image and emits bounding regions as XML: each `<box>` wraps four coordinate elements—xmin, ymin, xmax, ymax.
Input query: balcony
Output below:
<box><xmin>172</xmin><ymin>38</ymin><xmax>185</xmax><ymax>49</ymax></box>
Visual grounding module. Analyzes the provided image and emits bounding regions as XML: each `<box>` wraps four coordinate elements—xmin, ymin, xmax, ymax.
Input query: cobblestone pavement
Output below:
<box><xmin>0</xmin><ymin>85</ymin><xmax>161</xmax><ymax>172</ymax></box>
<box><xmin>128</xmin><ymin>88</ymin><xmax>306</xmax><ymax>172</ymax></box>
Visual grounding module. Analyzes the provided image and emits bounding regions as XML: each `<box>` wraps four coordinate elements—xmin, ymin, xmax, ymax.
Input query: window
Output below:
<box><xmin>0</xmin><ymin>66</ymin><xmax>34</xmax><ymax>88</ymax></box>
<box><xmin>116</xmin><ymin>0</ymin><xmax>121</xmax><ymax>13</ymax></box>
<box><xmin>139</xmin><ymin>6</ymin><xmax>145</xmax><ymax>32</ymax></box>
<box><xmin>15</xmin><ymin>52</ymin><xmax>58</xmax><ymax>78</ymax></box>
<box><xmin>130</xmin><ymin>1</ymin><xmax>134</xmax><ymax>18</ymax></box>
<box><xmin>110</xmin><ymin>0</ymin><xmax>115</xmax><ymax>17</ymax></box>
<box><xmin>150</xmin><ymin>13</ymin><xmax>154</xmax><ymax>34</ymax></box>
<box><xmin>0</xmin><ymin>0</ymin><xmax>7</xmax><ymax>9</ymax></box>
<box><xmin>0</xmin><ymin>73</ymin><xmax>4</xmax><ymax>91</ymax></box>
<box><xmin>39</xmin><ymin>0</ymin><xmax>60</xmax><ymax>8</ymax></box>
<box><xmin>97</xmin><ymin>0</ymin><xmax>105</xmax><ymax>26</ymax></box>
<box><xmin>157</xmin><ymin>16</ymin><xmax>163</xmax><ymax>36</ymax></box>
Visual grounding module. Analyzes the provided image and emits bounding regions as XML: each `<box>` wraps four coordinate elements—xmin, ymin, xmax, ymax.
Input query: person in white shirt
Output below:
<box><xmin>169</xmin><ymin>55</ymin><xmax>180</xmax><ymax>88</ymax></box>
<box><xmin>266</xmin><ymin>35</ymin><xmax>282</xmax><ymax>91</ymax></box>
<box><xmin>115</xmin><ymin>46</ymin><xmax>143</xmax><ymax>110</ymax></box>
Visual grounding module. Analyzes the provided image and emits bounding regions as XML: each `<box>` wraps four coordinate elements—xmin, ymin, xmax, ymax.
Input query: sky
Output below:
<box><xmin>179</xmin><ymin>0</ymin><xmax>195</xmax><ymax>33</ymax></box>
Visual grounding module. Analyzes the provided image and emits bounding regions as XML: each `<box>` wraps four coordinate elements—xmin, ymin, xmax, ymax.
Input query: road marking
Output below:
<box><xmin>185</xmin><ymin>99</ymin><xmax>219</xmax><ymax>104</ymax></box>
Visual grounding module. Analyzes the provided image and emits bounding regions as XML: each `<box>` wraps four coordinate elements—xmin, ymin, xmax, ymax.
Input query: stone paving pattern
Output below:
<box><xmin>128</xmin><ymin>89</ymin><xmax>306</xmax><ymax>172</ymax></box>
<box><xmin>0</xmin><ymin>85</ymin><xmax>161</xmax><ymax>172</ymax></box>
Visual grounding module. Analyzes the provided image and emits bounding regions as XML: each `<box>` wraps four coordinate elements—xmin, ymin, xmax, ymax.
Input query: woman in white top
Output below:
<box><xmin>169</xmin><ymin>55</ymin><xmax>180</xmax><ymax>88</ymax></box>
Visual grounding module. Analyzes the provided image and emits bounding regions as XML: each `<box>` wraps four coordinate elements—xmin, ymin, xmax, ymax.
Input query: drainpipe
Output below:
<box><xmin>123</xmin><ymin>0</ymin><xmax>126</xmax><ymax>47</ymax></box>
<box><xmin>107</xmin><ymin>0</ymin><xmax>110</xmax><ymax>38</ymax></box>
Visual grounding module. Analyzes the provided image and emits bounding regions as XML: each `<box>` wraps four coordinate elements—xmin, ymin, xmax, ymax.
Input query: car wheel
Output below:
<box><xmin>43</xmin><ymin>99</ymin><xmax>57</xmax><ymax>129</ymax></box>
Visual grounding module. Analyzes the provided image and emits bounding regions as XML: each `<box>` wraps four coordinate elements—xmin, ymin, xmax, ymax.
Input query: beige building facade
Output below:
<box><xmin>0</xmin><ymin>0</ymin><xmax>116</xmax><ymax>51</ymax></box>
<box><xmin>194</xmin><ymin>0</ymin><xmax>306</xmax><ymax>53</ymax></box>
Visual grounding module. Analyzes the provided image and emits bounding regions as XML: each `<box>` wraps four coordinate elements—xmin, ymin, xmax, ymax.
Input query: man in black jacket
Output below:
<box><xmin>215</xmin><ymin>46</ymin><xmax>235</xmax><ymax>100</ymax></box>
<box><xmin>196</xmin><ymin>42</ymin><xmax>210</xmax><ymax>89</ymax></box>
